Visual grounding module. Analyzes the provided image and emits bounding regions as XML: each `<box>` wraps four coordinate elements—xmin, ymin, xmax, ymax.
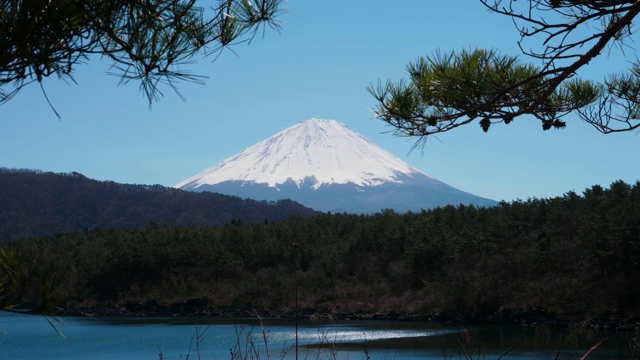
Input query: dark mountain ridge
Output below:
<box><xmin>0</xmin><ymin>168</ymin><xmax>317</xmax><ymax>240</ymax></box>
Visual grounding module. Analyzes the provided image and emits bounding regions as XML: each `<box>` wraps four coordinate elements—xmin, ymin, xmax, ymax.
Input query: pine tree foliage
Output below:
<box><xmin>0</xmin><ymin>0</ymin><xmax>285</xmax><ymax>112</ymax></box>
<box><xmin>0</xmin><ymin>246</ymin><xmax>65</xmax><ymax>311</ymax></box>
<box><xmin>369</xmin><ymin>1</ymin><xmax>640</xmax><ymax>142</ymax></box>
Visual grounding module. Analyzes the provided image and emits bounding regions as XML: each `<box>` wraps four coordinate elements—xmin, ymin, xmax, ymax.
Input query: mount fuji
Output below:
<box><xmin>176</xmin><ymin>118</ymin><xmax>497</xmax><ymax>213</ymax></box>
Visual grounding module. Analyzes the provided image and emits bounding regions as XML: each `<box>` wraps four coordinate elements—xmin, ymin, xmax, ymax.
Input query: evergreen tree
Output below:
<box><xmin>369</xmin><ymin>1</ymin><xmax>640</xmax><ymax>142</ymax></box>
<box><xmin>0</xmin><ymin>0</ymin><xmax>285</xmax><ymax>115</ymax></box>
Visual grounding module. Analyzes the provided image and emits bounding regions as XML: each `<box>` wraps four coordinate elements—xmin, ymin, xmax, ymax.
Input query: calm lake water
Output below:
<box><xmin>0</xmin><ymin>312</ymin><xmax>634</xmax><ymax>359</ymax></box>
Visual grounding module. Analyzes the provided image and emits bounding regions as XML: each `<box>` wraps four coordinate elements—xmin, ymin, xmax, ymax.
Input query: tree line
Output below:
<box><xmin>2</xmin><ymin>180</ymin><xmax>639</xmax><ymax>324</ymax></box>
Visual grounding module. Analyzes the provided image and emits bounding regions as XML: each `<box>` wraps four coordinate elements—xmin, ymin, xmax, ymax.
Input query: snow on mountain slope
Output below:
<box><xmin>176</xmin><ymin>118</ymin><xmax>434</xmax><ymax>190</ymax></box>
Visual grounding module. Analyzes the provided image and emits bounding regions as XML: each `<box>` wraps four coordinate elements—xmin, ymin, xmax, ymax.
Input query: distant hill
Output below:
<box><xmin>0</xmin><ymin>168</ymin><xmax>317</xmax><ymax>240</ymax></box>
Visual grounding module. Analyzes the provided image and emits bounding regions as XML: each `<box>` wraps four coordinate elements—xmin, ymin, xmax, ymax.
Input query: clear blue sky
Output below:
<box><xmin>1</xmin><ymin>1</ymin><xmax>638</xmax><ymax>202</ymax></box>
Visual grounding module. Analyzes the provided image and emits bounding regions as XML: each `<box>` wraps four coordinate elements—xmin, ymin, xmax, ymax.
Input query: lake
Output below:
<box><xmin>0</xmin><ymin>312</ymin><xmax>634</xmax><ymax>359</ymax></box>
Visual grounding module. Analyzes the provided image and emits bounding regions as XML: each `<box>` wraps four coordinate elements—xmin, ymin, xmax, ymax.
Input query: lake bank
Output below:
<box><xmin>49</xmin><ymin>301</ymin><xmax>640</xmax><ymax>332</ymax></box>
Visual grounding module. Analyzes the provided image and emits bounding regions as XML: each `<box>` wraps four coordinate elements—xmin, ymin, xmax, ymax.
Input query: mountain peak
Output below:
<box><xmin>176</xmin><ymin>118</ymin><xmax>432</xmax><ymax>190</ymax></box>
<box><xmin>176</xmin><ymin>118</ymin><xmax>497</xmax><ymax>213</ymax></box>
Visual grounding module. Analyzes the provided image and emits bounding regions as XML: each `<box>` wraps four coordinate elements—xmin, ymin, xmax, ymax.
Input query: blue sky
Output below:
<box><xmin>1</xmin><ymin>0</ymin><xmax>638</xmax><ymax>202</ymax></box>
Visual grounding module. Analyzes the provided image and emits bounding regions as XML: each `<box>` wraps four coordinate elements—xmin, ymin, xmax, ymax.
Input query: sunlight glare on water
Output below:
<box><xmin>1</xmin><ymin>313</ymin><xmax>632</xmax><ymax>360</ymax></box>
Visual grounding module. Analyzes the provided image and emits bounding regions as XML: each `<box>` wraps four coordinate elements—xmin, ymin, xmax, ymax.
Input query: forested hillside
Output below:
<box><xmin>0</xmin><ymin>168</ymin><xmax>317</xmax><ymax>240</ymax></box>
<box><xmin>4</xmin><ymin>180</ymin><xmax>639</xmax><ymax>324</ymax></box>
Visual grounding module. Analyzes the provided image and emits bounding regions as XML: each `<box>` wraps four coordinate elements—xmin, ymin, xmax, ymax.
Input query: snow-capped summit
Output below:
<box><xmin>176</xmin><ymin>118</ymin><xmax>432</xmax><ymax>190</ymax></box>
<box><xmin>176</xmin><ymin>118</ymin><xmax>496</xmax><ymax>213</ymax></box>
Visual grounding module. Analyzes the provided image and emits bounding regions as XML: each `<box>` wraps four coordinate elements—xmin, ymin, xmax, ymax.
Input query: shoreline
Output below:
<box><xmin>49</xmin><ymin>302</ymin><xmax>640</xmax><ymax>332</ymax></box>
